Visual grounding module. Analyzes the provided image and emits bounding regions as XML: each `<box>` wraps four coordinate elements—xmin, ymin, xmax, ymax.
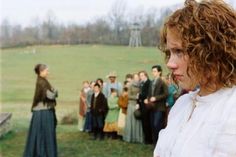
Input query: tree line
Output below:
<box><xmin>0</xmin><ymin>1</ymin><xmax>175</xmax><ymax>48</ymax></box>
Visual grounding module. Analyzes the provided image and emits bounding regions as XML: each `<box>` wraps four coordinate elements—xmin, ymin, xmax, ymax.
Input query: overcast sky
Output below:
<box><xmin>1</xmin><ymin>0</ymin><xmax>235</xmax><ymax>26</ymax></box>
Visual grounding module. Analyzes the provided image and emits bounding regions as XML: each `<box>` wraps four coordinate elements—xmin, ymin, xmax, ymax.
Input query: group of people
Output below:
<box><xmin>78</xmin><ymin>66</ymin><xmax>181</xmax><ymax>145</ymax></box>
<box><xmin>23</xmin><ymin>0</ymin><xmax>236</xmax><ymax>157</ymax></box>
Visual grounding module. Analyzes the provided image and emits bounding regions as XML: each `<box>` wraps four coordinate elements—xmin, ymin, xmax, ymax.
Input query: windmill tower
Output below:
<box><xmin>129</xmin><ymin>23</ymin><xmax>142</xmax><ymax>47</ymax></box>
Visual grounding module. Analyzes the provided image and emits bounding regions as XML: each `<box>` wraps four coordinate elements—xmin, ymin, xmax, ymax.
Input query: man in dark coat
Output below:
<box><xmin>145</xmin><ymin>65</ymin><xmax>168</xmax><ymax>146</ymax></box>
<box><xmin>138</xmin><ymin>71</ymin><xmax>152</xmax><ymax>144</ymax></box>
<box><xmin>90</xmin><ymin>83</ymin><xmax>108</xmax><ymax>140</ymax></box>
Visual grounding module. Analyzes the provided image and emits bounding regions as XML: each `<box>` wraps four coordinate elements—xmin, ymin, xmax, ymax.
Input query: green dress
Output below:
<box><xmin>103</xmin><ymin>96</ymin><xmax>119</xmax><ymax>132</ymax></box>
<box><xmin>123</xmin><ymin>82</ymin><xmax>144</xmax><ymax>143</ymax></box>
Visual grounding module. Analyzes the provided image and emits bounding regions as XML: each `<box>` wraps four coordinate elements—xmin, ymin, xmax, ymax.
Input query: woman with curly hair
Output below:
<box><xmin>154</xmin><ymin>0</ymin><xmax>236</xmax><ymax>157</ymax></box>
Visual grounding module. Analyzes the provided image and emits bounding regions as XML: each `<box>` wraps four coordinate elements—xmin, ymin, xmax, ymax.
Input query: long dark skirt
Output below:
<box><xmin>23</xmin><ymin>109</ymin><xmax>57</xmax><ymax>157</ymax></box>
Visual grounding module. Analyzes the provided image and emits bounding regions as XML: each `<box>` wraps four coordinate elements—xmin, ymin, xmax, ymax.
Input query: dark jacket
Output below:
<box><xmin>32</xmin><ymin>76</ymin><xmax>57</xmax><ymax>110</ymax></box>
<box><xmin>138</xmin><ymin>79</ymin><xmax>151</xmax><ymax>104</ymax></box>
<box><xmin>147</xmin><ymin>78</ymin><xmax>168</xmax><ymax>111</ymax></box>
<box><xmin>91</xmin><ymin>92</ymin><xmax>108</xmax><ymax>116</ymax></box>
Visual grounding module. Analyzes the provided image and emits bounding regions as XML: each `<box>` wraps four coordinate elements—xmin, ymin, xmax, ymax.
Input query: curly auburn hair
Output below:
<box><xmin>160</xmin><ymin>0</ymin><xmax>236</xmax><ymax>92</ymax></box>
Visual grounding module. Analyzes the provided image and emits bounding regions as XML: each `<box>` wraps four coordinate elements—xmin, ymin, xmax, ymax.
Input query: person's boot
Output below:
<box><xmin>105</xmin><ymin>132</ymin><xmax>111</xmax><ymax>139</ymax></box>
<box><xmin>111</xmin><ymin>132</ymin><xmax>117</xmax><ymax>139</ymax></box>
<box><xmin>90</xmin><ymin>128</ymin><xmax>97</xmax><ymax>140</ymax></box>
<box><xmin>98</xmin><ymin>128</ymin><xmax>104</xmax><ymax>141</ymax></box>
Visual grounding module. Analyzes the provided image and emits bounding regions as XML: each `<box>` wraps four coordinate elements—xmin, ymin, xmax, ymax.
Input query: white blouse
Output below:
<box><xmin>154</xmin><ymin>86</ymin><xmax>236</xmax><ymax>157</ymax></box>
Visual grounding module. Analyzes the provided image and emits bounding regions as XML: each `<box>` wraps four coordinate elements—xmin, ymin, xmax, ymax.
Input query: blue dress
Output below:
<box><xmin>23</xmin><ymin>109</ymin><xmax>57</xmax><ymax>157</ymax></box>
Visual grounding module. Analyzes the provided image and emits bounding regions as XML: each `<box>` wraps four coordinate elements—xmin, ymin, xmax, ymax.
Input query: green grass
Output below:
<box><xmin>1</xmin><ymin>127</ymin><xmax>153</xmax><ymax>157</ymax></box>
<box><xmin>1</xmin><ymin>45</ymin><xmax>166</xmax><ymax>103</ymax></box>
<box><xmin>0</xmin><ymin>121</ymin><xmax>153</xmax><ymax>157</ymax></box>
<box><xmin>0</xmin><ymin>45</ymin><xmax>166</xmax><ymax>157</ymax></box>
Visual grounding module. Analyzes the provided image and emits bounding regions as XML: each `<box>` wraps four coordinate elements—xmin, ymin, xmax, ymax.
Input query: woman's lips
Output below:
<box><xmin>174</xmin><ymin>74</ymin><xmax>183</xmax><ymax>81</ymax></box>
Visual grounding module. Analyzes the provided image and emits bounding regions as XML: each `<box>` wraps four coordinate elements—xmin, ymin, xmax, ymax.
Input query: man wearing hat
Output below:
<box><xmin>103</xmin><ymin>71</ymin><xmax>123</xmax><ymax>98</ymax></box>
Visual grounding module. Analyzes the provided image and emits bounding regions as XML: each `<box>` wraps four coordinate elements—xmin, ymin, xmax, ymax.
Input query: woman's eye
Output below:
<box><xmin>173</xmin><ymin>49</ymin><xmax>183</xmax><ymax>57</ymax></box>
<box><xmin>165</xmin><ymin>50</ymin><xmax>170</xmax><ymax>56</ymax></box>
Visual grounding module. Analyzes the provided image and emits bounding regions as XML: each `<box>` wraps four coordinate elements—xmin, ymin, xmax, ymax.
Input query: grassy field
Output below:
<box><xmin>0</xmin><ymin>45</ymin><xmax>166</xmax><ymax>157</ymax></box>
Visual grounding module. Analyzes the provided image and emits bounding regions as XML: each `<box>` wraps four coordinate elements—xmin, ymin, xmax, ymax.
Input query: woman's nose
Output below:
<box><xmin>167</xmin><ymin>55</ymin><xmax>178</xmax><ymax>70</ymax></box>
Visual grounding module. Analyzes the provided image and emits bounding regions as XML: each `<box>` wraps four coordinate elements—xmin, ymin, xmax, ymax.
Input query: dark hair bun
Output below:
<box><xmin>34</xmin><ymin>64</ymin><xmax>41</xmax><ymax>75</ymax></box>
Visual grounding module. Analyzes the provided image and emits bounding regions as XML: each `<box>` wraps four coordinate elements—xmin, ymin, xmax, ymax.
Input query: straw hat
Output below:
<box><xmin>106</xmin><ymin>71</ymin><xmax>118</xmax><ymax>78</ymax></box>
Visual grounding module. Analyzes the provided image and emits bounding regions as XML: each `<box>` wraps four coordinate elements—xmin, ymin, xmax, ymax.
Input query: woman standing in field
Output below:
<box><xmin>23</xmin><ymin>64</ymin><xmax>58</xmax><ymax>157</ymax></box>
<box><xmin>84</xmin><ymin>81</ymin><xmax>96</xmax><ymax>132</ymax></box>
<box><xmin>78</xmin><ymin>81</ymin><xmax>90</xmax><ymax>131</ymax></box>
<box><xmin>123</xmin><ymin>73</ymin><xmax>144</xmax><ymax>143</ymax></box>
<box><xmin>117</xmin><ymin>87</ymin><xmax>129</xmax><ymax>137</ymax></box>
<box><xmin>103</xmin><ymin>88</ymin><xmax>120</xmax><ymax>139</ymax></box>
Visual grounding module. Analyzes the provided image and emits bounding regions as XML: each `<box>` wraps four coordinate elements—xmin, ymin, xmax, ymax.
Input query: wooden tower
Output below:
<box><xmin>129</xmin><ymin>23</ymin><xmax>142</xmax><ymax>47</ymax></box>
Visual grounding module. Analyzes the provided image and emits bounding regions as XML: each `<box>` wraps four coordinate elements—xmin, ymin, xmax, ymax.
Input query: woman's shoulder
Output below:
<box><xmin>206</xmin><ymin>86</ymin><xmax>236</xmax><ymax>155</ymax></box>
<box><xmin>168</xmin><ymin>90</ymin><xmax>197</xmax><ymax>118</ymax></box>
<box><xmin>37</xmin><ymin>77</ymin><xmax>49</xmax><ymax>86</ymax></box>
<box><xmin>173</xmin><ymin>91</ymin><xmax>196</xmax><ymax>107</ymax></box>
<box><xmin>222</xmin><ymin>85</ymin><xmax>236</xmax><ymax>102</ymax></box>
<box><xmin>37</xmin><ymin>76</ymin><xmax>45</xmax><ymax>83</ymax></box>
<box><xmin>217</xmin><ymin>85</ymin><xmax>236</xmax><ymax>119</ymax></box>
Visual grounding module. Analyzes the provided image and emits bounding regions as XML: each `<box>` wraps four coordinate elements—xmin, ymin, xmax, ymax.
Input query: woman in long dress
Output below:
<box><xmin>23</xmin><ymin>64</ymin><xmax>58</xmax><ymax>157</ymax></box>
<box><xmin>123</xmin><ymin>73</ymin><xmax>144</xmax><ymax>143</ymax></box>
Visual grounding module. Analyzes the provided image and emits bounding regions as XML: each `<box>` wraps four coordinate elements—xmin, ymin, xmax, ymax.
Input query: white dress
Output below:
<box><xmin>154</xmin><ymin>86</ymin><xmax>236</xmax><ymax>157</ymax></box>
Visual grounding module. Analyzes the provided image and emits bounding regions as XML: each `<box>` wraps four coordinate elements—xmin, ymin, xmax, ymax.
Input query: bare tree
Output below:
<box><xmin>0</xmin><ymin>19</ymin><xmax>11</xmax><ymax>46</ymax></box>
<box><xmin>108</xmin><ymin>0</ymin><xmax>128</xmax><ymax>44</ymax></box>
<box><xmin>41</xmin><ymin>10</ymin><xmax>59</xmax><ymax>43</ymax></box>
<box><xmin>0</xmin><ymin>3</ymin><xmax>177</xmax><ymax>48</ymax></box>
